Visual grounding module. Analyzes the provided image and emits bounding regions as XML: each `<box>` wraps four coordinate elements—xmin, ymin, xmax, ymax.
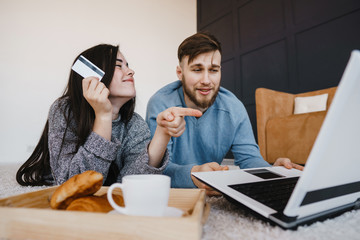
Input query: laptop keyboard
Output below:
<box><xmin>229</xmin><ymin>177</ymin><xmax>299</xmax><ymax>212</ymax></box>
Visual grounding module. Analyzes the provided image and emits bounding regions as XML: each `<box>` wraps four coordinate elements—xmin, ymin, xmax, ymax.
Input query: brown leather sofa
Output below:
<box><xmin>255</xmin><ymin>87</ymin><xmax>337</xmax><ymax>165</ymax></box>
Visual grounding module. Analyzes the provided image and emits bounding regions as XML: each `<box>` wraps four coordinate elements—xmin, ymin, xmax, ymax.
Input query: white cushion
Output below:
<box><xmin>294</xmin><ymin>93</ymin><xmax>328</xmax><ymax>114</ymax></box>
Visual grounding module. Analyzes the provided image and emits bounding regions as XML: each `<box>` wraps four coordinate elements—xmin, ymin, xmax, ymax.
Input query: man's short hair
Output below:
<box><xmin>177</xmin><ymin>31</ymin><xmax>222</xmax><ymax>64</ymax></box>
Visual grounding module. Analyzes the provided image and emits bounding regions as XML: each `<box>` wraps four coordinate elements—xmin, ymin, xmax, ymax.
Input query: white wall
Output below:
<box><xmin>0</xmin><ymin>0</ymin><xmax>196</xmax><ymax>164</ymax></box>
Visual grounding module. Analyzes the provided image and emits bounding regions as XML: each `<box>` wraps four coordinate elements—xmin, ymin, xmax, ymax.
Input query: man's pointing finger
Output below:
<box><xmin>172</xmin><ymin>107</ymin><xmax>203</xmax><ymax>118</ymax></box>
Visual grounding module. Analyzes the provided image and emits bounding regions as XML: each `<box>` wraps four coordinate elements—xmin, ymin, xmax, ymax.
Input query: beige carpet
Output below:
<box><xmin>1</xmin><ymin>164</ymin><xmax>360</xmax><ymax>240</ymax></box>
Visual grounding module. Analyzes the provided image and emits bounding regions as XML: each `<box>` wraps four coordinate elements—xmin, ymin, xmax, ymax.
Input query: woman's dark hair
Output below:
<box><xmin>16</xmin><ymin>44</ymin><xmax>135</xmax><ymax>186</ymax></box>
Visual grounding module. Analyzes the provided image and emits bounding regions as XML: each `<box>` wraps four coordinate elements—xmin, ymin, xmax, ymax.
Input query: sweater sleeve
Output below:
<box><xmin>164</xmin><ymin>162</ymin><xmax>196</xmax><ymax>188</ymax></box>
<box><xmin>117</xmin><ymin>114</ymin><xmax>168</xmax><ymax>180</ymax></box>
<box><xmin>48</xmin><ymin>99</ymin><xmax>120</xmax><ymax>185</ymax></box>
<box><xmin>146</xmin><ymin>100</ymin><xmax>195</xmax><ymax>188</ymax></box>
<box><xmin>232</xmin><ymin>103</ymin><xmax>271</xmax><ymax>169</ymax></box>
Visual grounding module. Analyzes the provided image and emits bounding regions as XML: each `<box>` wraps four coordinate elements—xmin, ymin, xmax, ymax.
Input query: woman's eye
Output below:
<box><xmin>116</xmin><ymin>65</ymin><xmax>122</xmax><ymax>68</ymax></box>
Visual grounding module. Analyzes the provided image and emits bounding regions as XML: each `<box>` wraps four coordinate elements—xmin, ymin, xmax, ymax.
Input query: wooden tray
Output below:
<box><xmin>0</xmin><ymin>187</ymin><xmax>208</xmax><ymax>240</ymax></box>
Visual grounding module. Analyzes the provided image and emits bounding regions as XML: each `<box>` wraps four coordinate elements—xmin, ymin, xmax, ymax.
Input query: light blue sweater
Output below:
<box><xmin>146</xmin><ymin>81</ymin><xmax>270</xmax><ymax>188</ymax></box>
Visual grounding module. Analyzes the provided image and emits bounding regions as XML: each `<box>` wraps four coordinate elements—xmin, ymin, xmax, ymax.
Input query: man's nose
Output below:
<box><xmin>200</xmin><ymin>71</ymin><xmax>211</xmax><ymax>84</ymax></box>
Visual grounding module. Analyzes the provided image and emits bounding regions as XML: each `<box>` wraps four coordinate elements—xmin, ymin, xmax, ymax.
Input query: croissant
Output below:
<box><xmin>66</xmin><ymin>194</ymin><xmax>124</xmax><ymax>213</ymax></box>
<box><xmin>50</xmin><ymin>170</ymin><xmax>103</xmax><ymax>209</ymax></box>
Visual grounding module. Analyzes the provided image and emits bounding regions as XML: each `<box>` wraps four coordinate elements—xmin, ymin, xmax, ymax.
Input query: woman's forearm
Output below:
<box><xmin>92</xmin><ymin>114</ymin><xmax>112</xmax><ymax>141</ymax></box>
<box><xmin>147</xmin><ymin>126</ymin><xmax>170</xmax><ymax>168</ymax></box>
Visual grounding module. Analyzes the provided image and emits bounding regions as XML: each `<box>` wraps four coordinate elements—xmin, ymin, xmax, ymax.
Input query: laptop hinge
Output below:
<box><xmin>271</xmin><ymin>201</ymin><xmax>357</xmax><ymax>229</ymax></box>
<box><xmin>354</xmin><ymin>198</ymin><xmax>360</xmax><ymax>210</ymax></box>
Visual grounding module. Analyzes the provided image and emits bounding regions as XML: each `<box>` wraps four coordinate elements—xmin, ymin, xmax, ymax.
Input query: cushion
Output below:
<box><xmin>294</xmin><ymin>93</ymin><xmax>328</xmax><ymax>114</ymax></box>
<box><xmin>265</xmin><ymin>111</ymin><xmax>327</xmax><ymax>164</ymax></box>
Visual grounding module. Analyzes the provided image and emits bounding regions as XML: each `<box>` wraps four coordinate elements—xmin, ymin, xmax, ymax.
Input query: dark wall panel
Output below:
<box><xmin>198</xmin><ymin>0</ymin><xmax>232</xmax><ymax>26</ymax></box>
<box><xmin>201</xmin><ymin>13</ymin><xmax>234</xmax><ymax>58</ymax></box>
<box><xmin>245</xmin><ymin>104</ymin><xmax>257</xmax><ymax>140</ymax></box>
<box><xmin>293</xmin><ymin>0</ymin><xmax>360</xmax><ymax>25</ymax></box>
<box><xmin>241</xmin><ymin>40</ymin><xmax>288</xmax><ymax>105</ymax></box>
<box><xmin>238</xmin><ymin>0</ymin><xmax>285</xmax><ymax>48</ymax></box>
<box><xmin>296</xmin><ymin>10</ymin><xmax>360</xmax><ymax>92</ymax></box>
<box><xmin>221</xmin><ymin>59</ymin><xmax>236</xmax><ymax>91</ymax></box>
<box><xmin>198</xmin><ymin>0</ymin><xmax>360</xmax><ymax>143</ymax></box>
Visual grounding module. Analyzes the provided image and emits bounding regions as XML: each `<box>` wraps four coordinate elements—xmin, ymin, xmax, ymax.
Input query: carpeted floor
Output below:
<box><xmin>1</xmin><ymin>164</ymin><xmax>360</xmax><ymax>240</ymax></box>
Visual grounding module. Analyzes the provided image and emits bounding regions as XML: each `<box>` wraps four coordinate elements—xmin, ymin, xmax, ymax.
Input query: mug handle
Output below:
<box><xmin>107</xmin><ymin>183</ymin><xmax>127</xmax><ymax>214</ymax></box>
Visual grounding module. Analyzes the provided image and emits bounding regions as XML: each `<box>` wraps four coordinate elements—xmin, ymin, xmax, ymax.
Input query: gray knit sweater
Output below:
<box><xmin>47</xmin><ymin>98</ymin><xmax>168</xmax><ymax>185</ymax></box>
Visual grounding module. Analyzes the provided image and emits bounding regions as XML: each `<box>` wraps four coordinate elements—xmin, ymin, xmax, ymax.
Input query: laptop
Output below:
<box><xmin>192</xmin><ymin>50</ymin><xmax>360</xmax><ymax>229</ymax></box>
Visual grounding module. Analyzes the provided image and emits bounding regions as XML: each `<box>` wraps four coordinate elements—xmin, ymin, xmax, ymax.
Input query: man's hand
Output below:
<box><xmin>156</xmin><ymin>107</ymin><xmax>202</xmax><ymax>137</ymax></box>
<box><xmin>148</xmin><ymin>107</ymin><xmax>202</xmax><ymax>167</ymax></box>
<box><xmin>273</xmin><ymin>158</ymin><xmax>304</xmax><ymax>171</ymax></box>
<box><xmin>191</xmin><ymin>162</ymin><xmax>229</xmax><ymax>196</ymax></box>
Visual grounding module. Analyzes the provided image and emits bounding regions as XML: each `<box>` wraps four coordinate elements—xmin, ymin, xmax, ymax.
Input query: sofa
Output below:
<box><xmin>255</xmin><ymin>87</ymin><xmax>337</xmax><ymax>164</ymax></box>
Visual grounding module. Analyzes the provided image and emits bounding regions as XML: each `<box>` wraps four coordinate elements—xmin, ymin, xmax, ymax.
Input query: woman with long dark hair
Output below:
<box><xmin>16</xmin><ymin>44</ymin><xmax>199</xmax><ymax>186</ymax></box>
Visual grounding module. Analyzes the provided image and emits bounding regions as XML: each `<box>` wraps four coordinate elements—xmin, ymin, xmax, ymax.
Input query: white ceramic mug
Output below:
<box><xmin>107</xmin><ymin>174</ymin><xmax>171</xmax><ymax>217</ymax></box>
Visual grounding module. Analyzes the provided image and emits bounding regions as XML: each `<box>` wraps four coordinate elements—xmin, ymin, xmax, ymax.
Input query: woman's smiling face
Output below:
<box><xmin>108</xmin><ymin>51</ymin><xmax>136</xmax><ymax>100</ymax></box>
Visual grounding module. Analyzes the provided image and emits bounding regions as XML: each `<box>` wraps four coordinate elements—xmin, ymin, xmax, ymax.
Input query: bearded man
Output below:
<box><xmin>146</xmin><ymin>32</ymin><xmax>303</xmax><ymax>194</ymax></box>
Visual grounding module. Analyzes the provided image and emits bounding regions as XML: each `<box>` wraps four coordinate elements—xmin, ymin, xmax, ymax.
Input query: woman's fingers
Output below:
<box><xmin>82</xmin><ymin>77</ymin><xmax>112</xmax><ymax>114</ymax></box>
<box><xmin>83</xmin><ymin>77</ymin><xmax>108</xmax><ymax>100</ymax></box>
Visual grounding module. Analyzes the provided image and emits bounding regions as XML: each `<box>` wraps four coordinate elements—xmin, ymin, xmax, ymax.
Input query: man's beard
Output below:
<box><xmin>182</xmin><ymin>77</ymin><xmax>220</xmax><ymax>109</ymax></box>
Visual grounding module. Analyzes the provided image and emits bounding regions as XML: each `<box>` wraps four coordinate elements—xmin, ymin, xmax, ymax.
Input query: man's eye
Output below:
<box><xmin>193</xmin><ymin>69</ymin><xmax>202</xmax><ymax>72</ymax></box>
<box><xmin>210</xmin><ymin>69</ymin><xmax>219</xmax><ymax>72</ymax></box>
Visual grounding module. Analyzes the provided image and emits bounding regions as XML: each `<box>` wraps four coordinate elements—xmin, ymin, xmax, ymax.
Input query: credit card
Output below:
<box><xmin>71</xmin><ymin>55</ymin><xmax>105</xmax><ymax>81</ymax></box>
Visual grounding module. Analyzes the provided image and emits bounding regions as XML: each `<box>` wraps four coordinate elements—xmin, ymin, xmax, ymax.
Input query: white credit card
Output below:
<box><xmin>71</xmin><ymin>55</ymin><xmax>105</xmax><ymax>81</ymax></box>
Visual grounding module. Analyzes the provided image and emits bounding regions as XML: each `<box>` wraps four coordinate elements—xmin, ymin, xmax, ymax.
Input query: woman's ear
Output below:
<box><xmin>176</xmin><ymin>65</ymin><xmax>183</xmax><ymax>81</ymax></box>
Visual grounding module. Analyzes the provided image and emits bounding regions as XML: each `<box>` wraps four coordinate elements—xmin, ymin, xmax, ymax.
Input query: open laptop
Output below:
<box><xmin>192</xmin><ymin>50</ymin><xmax>360</xmax><ymax>229</ymax></box>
